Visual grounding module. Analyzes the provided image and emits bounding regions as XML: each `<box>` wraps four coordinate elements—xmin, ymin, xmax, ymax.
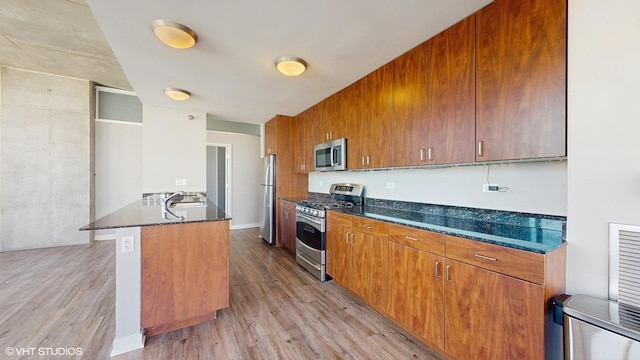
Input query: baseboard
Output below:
<box><xmin>230</xmin><ymin>223</ymin><xmax>260</xmax><ymax>230</ymax></box>
<box><xmin>110</xmin><ymin>331</ymin><xmax>145</xmax><ymax>357</ymax></box>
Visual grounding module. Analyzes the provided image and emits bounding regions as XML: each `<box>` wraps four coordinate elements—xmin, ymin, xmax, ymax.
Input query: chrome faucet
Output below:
<box><xmin>161</xmin><ymin>191</ymin><xmax>185</xmax><ymax>220</ymax></box>
<box><xmin>162</xmin><ymin>191</ymin><xmax>184</xmax><ymax>207</ymax></box>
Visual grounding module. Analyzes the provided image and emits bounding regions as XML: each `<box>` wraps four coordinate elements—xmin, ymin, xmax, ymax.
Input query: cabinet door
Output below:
<box><xmin>264</xmin><ymin>118</ymin><xmax>276</xmax><ymax>155</ymax></box>
<box><xmin>326</xmin><ymin>221</ymin><xmax>351</xmax><ymax>288</ymax></box>
<box><xmin>350</xmin><ymin>232</ymin><xmax>389</xmax><ymax>313</ymax></box>
<box><xmin>292</xmin><ymin>114</ymin><xmax>307</xmax><ymax>173</ymax></box>
<box><xmin>344</xmin><ymin>77</ymin><xmax>368</xmax><ymax>170</ymax></box>
<box><xmin>427</xmin><ymin>15</ymin><xmax>475</xmax><ymax>165</ymax></box>
<box><xmin>392</xmin><ymin>43</ymin><xmax>427</xmax><ymax>167</ymax></box>
<box><xmin>278</xmin><ymin>201</ymin><xmax>296</xmax><ymax>252</ymax></box>
<box><xmin>476</xmin><ymin>0</ymin><xmax>566</xmax><ymax>161</ymax></box>
<box><xmin>304</xmin><ymin>105</ymin><xmax>318</xmax><ymax>172</ymax></box>
<box><xmin>444</xmin><ymin>259</ymin><xmax>545</xmax><ymax>359</ymax></box>
<box><xmin>366</xmin><ymin>63</ymin><xmax>394</xmax><ymax>168</ymax></box>
<box><xmin>388</xmin><ymin>242</ymin><xmax>444</xmax><ymax>348</ymax></box>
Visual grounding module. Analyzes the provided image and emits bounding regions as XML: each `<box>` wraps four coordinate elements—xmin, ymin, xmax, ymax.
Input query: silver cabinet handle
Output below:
<box><xmin>329</xmin><ymin>131</ymin><xmax>333</xmax><ymax>140</ymax></box>
<box><xmin>477</xmin><ymin>141</ymin><xmax>484</xmax><ymax>157</ymax></box>
<box><xmin>361</xmin><ymin>156</ymin><xmax>365</xmax><ymax>166</ymax></box>
<box><xmin>404</xmin><ymin>235</ymin><xmax>419</xmax><ymax>241</ymax></box>
<box><xmin>420</xmin><ymin>148</ymin><xmax>426</xmax><ymax>161</ymax></box>
<box><xmin>366</xmin><ymin>156</ymin><xmax>370</xmax><ymax>166</ymax></box>
<box><xmin>363</xmin><ymin>225</ymin><xmax>373</xmax><ymax>230</ymax></box>
<box><xmin>435</xmin><ymin>261</ymin><xmax>440</xmax><ymax>278</ymax></box>
<box><xmin>350</xmin><ymin>233</ymin><xmax>355</xmax><ymax>245</ymax></box>
<box><xmin>428</xmin><ymin>147</ymin><xmax>433</xmax><ymax>161</ymax></box>
<box><xmin>345</xmin><ymin>232</ymin><xmax>350</xmax><ymax>243</ymax></box>
<box><xmin>446</xmin><ymin>265</ymin><xmax>452</xmax><ymax>283</ymax></box>
<box><xmin>474</xmin><ymin>253</ymin><xmax>497</xmax><ymax>261</ymax></box>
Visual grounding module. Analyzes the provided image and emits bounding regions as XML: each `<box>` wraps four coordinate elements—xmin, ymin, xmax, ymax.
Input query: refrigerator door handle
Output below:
<box><xmin>264</xmin><ymin>162</ymin><xmax>272</xmax><ymax>186</ymax></box>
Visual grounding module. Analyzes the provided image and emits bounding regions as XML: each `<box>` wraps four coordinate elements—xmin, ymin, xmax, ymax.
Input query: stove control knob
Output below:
<box><xmin>312</xmin><ymin>210</ymin><xmax>318</xmax><ymax>216</ymax></box>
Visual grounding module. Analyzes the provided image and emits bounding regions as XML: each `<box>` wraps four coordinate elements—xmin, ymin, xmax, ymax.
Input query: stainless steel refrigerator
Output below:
<box><xmin>259</xmin><ymin>155</ymin><xmax>276</xmax><ymax>245</ymax></box>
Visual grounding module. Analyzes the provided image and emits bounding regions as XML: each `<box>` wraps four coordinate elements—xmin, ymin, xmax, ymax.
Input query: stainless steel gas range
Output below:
<box><xmin>295</xmin><ymin>183</ymin><xmax>364</xmax><ymax>281</ymax></box>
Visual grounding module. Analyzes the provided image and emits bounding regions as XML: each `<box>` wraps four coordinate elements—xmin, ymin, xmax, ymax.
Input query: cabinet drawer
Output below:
<box><xmin>327</xmin><ymin>211</ymin><xmax>353</xmax><ymax>227</ymax></box>
<box><xmin>445</xmin><ymin>235</ymin><xmax>545</xmax><ymax>284</ymax></box>
<box><xmin>352</xmin><ymin>217</ymin><xmax>389</xmax><ymax>238</ymax></box>
<box><xmin>388</xmin><ymin>224</ymin><xmax>445</xmax><ymax>256</ymax></box>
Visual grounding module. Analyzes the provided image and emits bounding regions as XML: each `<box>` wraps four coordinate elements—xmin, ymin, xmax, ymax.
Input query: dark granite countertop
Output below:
<box><xmin>80</xmin><ymin>199</ymin><xmax>231</xmax><ymax>231</ymax></box>
<box><xmin>332</xmin><ymin>205</ymin><xmax>565</xmax><ymax>254</ymax></box>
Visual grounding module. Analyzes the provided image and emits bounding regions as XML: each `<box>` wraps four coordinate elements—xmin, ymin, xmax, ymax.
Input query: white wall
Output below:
<box><xmin>94</xmin><ymin>120</ymin><xmax>143</xmax><ymax>239</ymax></box>
<box><xmin>310</xmin><ymin>161</ymin><xmax>567</xmax><ymax>216</ymax></box>
<box><xmin>0</xmin><ymin>67</ymin><xmax>91</xmax><ymax>250</ymax></box>
<box><xmin>206</xmin><ymin>131</ymin><xmax>261</xmax><ymax>228</ymax></box>
<box><xmin>142</xmin><ymin>106</ymin><xmax>206</xmax><ymax>193</ymax></box>
<box><xmin>566</xmin><ymin>0</ymin><xmax>640</xmax><ymax>298</ymax></box>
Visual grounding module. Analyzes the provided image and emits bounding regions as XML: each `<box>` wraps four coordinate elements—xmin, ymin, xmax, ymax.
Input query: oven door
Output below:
<box><xmin>296</xmin><ymin>212</ymin><xmax>325</xmax><ymax>250</ymax></box>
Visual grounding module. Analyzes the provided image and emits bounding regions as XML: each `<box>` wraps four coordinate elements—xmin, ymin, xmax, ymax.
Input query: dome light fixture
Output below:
<box><xmin>151</xmin><ymin>19</ymin><xmax>198</xmax><ymax>49</ymax></box>
<box><xmin>275</xmin><ymin>56</ymin><xmax>307</xmax><ymax>76</ymax></box>
<box><xmin>164</xmin><ymin>88</ymin><xmax>191</xmax><ymax>101</ymax></box>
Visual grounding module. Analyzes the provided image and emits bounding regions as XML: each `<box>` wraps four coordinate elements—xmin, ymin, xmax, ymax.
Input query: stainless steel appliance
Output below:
<box><xmin>295</xmin><ymin>183</ymin><xmax>364</xmax><ymax>281</ymax></box>
<box><xmin>314</xmin><ymin>138</ymin><xmax>347</xmax><ymax>172</ymax></box>
<box><xmin>556</xmin><ymin>223</ymin><xmax>640</xmax><ymax>359</ymax></box>
<box><xmin>259</xmin><ymin>155</ymin><xmax>276</xmax><ymax>245</ymax></box>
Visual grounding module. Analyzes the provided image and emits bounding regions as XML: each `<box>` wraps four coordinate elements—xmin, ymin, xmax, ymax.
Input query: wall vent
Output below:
<box><xmin>609</xmin><ymin>223</ymin><xmax>640</xmax><ymax>310</ymax></box>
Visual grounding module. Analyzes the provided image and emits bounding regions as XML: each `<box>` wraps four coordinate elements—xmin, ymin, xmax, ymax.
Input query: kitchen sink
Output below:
<box><xmin>170</xmin><ymin>201</ymin><xmax>207</xmax><ymax>208</ymax></box>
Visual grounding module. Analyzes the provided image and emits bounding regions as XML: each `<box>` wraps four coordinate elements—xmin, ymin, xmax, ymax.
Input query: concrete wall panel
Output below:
<box><xmin>0</xmin><ymin>67</ymin><xmax>91</xmax><ymax>251</ymax></box>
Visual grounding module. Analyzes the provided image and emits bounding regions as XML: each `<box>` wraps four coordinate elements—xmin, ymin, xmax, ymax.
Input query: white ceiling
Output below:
<box><xmin>1</xmin><ymin>0</ymin><xmax>493</xmax><ymax>125</ymax></box>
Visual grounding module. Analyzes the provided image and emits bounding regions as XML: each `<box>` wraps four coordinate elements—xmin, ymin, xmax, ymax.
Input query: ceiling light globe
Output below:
<box><xmin>152</xmin><ymin>20</ymin><xmax>197</xmax><ymax>49</ymax></box>
<box><xmin>164</xmin><ymin>88</ymin><xmax>191</xmax><ymax>101</ymax></box>
<box><xmin>275</xmin><ymin>56</ymin><xmax>307</xmax><ymax>76</ymax></box>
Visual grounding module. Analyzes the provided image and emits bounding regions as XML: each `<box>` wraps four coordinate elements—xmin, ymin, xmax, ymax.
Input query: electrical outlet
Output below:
<box><xmin>122</xmin><ymin>236</ymin><xmax>134</xmax><ymax>253</ymax></box>
<box><xmin>386</xmin><ymin>182</ymin><xmax>395</xmax><ymax>189</ymax></box>
<box><xmin>176</xmin><ymin>179</ymin><xmax>187</xmax><ymax>186</ymax></box>
<box><xmin>482</xmin><ymin>184</ymin><xmax>499</xmax><ymax>192</ymax></box>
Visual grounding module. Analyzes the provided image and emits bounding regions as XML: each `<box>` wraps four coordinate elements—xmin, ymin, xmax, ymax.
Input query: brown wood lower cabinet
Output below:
<box><xmin>326</xmin><ymin>211</ymin><xmax>389</xmax><ymax>314</ymax></box>
<box><xmin>278</xmin><ymin>200</ymin><xmax>296</xmax><ymax>252</ymax></box>
<box><xmin>328</xmin><ymin>220</ymin><xmax>566</xmax><ymax>359</ymax></box>
<box><xmin>141</xmin><ymin>221</ymin><xmax>230</xmax><ymax>336</ymax></box>
<box><xmin>444</xmin><ymin>258</ymin><xmax>545</xmax><ymax>359</ymax></box>
<box><xmin>388</xmin><ymin>241</ymin><xmax>444</xmax><ymax>348</ymax></box>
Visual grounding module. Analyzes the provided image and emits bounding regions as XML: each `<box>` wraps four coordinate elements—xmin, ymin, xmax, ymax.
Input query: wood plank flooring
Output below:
<box><xmin>0</xmin><ymin>228</ymin><xmax>444</xmax><ymax>359</ymax></box>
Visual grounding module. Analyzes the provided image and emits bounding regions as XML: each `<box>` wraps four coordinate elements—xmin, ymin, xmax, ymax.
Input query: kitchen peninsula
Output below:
<box><xmin>80</xmin><ymin>193</ymin><xmax>231</xmax><ymax>356</ymax></box>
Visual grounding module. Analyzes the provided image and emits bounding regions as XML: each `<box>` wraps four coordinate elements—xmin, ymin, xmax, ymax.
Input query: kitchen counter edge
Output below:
<box><xmin>79</xmin><ymin>199</ymin><xmax>231</xmax><ymax>231</ymax></box>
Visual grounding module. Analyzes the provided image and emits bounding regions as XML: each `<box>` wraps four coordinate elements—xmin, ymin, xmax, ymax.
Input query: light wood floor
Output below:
<box><xmin>0</xmin><ymin>228</ymin><xmax>444</xmax><ymax>359</ymax></box>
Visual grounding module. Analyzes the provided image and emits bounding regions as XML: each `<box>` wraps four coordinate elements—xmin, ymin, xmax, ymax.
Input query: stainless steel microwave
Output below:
<box><xmin>314</xmin><ymin>138</ymin><xmax>347</xmax><ymax>172</ymax></box>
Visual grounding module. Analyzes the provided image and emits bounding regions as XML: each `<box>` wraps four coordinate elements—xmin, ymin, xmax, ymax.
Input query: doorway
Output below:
<box><xmin>206</xmin><ymin>144</ymin><xmax>231</xmax><ymax>213</ymax></box>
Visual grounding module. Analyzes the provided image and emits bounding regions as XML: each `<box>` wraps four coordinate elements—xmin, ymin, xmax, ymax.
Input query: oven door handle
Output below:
<box><xmin>296</xmin><ymin>212</ymin><xmax>323</xmax><ymax>227</ymax></box>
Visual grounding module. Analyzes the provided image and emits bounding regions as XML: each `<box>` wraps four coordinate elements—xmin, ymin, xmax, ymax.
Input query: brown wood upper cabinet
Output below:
<box><xmin>476</xmin><ymin>0</ymin><xmax>567</xmax><ymax>161</ymax></box>
<box><xmin>348</xmin><ymin>64</ymin><xmax>394</xmax><ymax>170</ymax></box>
<box><xmin>316</xmin><ymin>91</ymin><xmax>347</xmax><ymax>144</ymax></box>
<box><xmin>264</xmin><ymin>119</ymin><xmax>277</xmax><ymax>155</ymax></box>
<box><xmin>393</xmin><ymin>15</ymin><xmax>476</xmax><ymax>167</ymax></box>
<box><xmin>392</xmin><ymin>42</ymin><xmax>427</xmax><ymax>167</ymax></box>
<box><xmin>427</xmin><ymin>15</ymin><xmax>476</xmax><ymax>165</ymax></box>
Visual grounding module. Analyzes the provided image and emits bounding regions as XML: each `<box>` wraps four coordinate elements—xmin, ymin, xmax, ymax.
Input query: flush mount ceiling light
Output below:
<box><xmin>151</xmin><ymin>19</ymin><xmax>198</xmax><ymax>49</ymax></box>
<box><xmin>275</xmin><ymin>56</ymin><xmax>307</xmax><ymax>76</ymax></box>
<box><xmin>164</xmin><ymin>88</ymin><xmax>191</xmax><ymax>101</ymax></box>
